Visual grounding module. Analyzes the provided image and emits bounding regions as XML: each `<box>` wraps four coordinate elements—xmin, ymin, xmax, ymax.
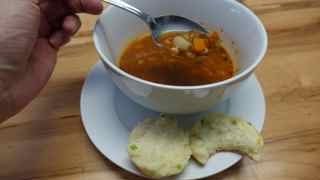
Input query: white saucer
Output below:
<box><xmin>80</xmin><ymin>62</ymin><xmax>266</xmax><ymax>180</ymax></box>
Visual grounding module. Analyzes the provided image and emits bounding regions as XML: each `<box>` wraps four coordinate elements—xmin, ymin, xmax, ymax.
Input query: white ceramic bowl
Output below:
<box><xmin>93</xmin><ymin>0</ymin><xmax>267</xmax><ymax>114</ymax></box>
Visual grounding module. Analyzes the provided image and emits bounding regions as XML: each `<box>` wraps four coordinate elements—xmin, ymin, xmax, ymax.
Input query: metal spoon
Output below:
<box><xmin>102</xmin><ymin>0</ymin><xmax>208</xmax><ymax>45</ymax></box>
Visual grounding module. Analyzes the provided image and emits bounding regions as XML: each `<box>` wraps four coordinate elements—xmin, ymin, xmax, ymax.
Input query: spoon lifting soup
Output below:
<box><xmin>119</xmin><ymin>31</ymin><xmax>235</xmax><ymax>86</ymax></box>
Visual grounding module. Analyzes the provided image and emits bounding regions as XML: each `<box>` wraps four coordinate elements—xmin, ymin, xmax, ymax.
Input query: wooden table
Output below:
<box><xmin>1</xmin><ymin>0</ymin><xmax>320</xmax><ymax>179</ymax></box>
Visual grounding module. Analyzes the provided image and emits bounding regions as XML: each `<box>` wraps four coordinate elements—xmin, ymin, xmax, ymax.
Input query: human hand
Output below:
<box><xmin>0</xmin><ymin>0</ymin><xmax>103</xmax><ymax>122</ymax></box>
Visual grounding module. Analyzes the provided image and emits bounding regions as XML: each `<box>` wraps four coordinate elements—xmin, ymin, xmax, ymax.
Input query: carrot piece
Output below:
<box><xmin>192</xmin><ymin>38</ymin><xmax>209</xmax><ymax>54</ymax></box>
<box><xmin>209</xmin><ymin>32</ymin><xmax>220</xmax><ymax>45</ymax></box>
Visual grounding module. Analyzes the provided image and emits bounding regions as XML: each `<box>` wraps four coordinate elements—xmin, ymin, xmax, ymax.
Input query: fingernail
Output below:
<box><xmin>49</xmin><ymin>31</ymin><xmax>67</xmax><ymax>49</ymax></box>
<box><xmin>63</xmin><ymin>15</ymin><xmax>81</xmax><ymax>35</ymax></box>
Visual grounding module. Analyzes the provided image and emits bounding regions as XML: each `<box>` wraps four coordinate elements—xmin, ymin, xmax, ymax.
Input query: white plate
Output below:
<box><xmin>80</xmin><ymin>62</ymin><xmax>265</xmax><ymax>180</ymax></box>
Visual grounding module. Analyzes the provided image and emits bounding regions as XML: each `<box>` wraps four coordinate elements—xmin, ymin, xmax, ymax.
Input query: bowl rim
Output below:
<box><xmin>93</xmin><ymin>0</ymin><xmax>268</xmax><ymax>90</ymax></box>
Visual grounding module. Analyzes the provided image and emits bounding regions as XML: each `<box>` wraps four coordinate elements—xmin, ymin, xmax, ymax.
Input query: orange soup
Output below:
<box><xmin>119</xmin><ymin>32</ymin><xmax>235</xmax><ymax>86</ymax></box>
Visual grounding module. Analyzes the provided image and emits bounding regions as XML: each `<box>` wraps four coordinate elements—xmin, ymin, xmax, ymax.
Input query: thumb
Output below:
<box><xmin>67</xmin><ymin>0</ymin><xmax>103</xmax><ymax>14</ymax></box>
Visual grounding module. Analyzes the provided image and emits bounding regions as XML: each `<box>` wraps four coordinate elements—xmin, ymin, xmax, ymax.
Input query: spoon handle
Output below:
<box><xmin>102</xmin><ymin>0</ymin><xmax>156</xmax><ymax>26</ymax></box>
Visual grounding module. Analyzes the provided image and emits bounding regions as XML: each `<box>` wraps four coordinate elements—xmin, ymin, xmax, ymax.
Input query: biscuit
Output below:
<box><xmin>128</xmin><ymin>116</ymin><xmax>191</xmax><ymax>179</ymax></box>
<box><xmin>190</xmin><ymin>113</ymin><xmax>264</xmax><ymax>164</ymax></box>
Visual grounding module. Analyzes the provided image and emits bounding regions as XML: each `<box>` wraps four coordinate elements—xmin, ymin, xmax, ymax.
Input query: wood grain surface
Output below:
<box><xmin>1</xmin><ymin>0</ymin><xmax>320</xmax><ymax>179</ymax></box>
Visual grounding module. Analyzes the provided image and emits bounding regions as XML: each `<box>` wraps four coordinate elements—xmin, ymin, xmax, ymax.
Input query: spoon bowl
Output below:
<box><xmin>102</xmin><ymin>0</ymin><xmax>208</xmax><ymax>45</ymax></box>
<box><xmin>152</xmin><ymin>15</ymin><xmax>208</xmax><ymax>40</ymax></box>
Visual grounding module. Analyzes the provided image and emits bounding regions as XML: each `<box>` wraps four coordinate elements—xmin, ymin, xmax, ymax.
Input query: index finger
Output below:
<box><xmin>67</xmin><ymin>0</ymin><xmax>103</xmax><ymax>14</ymax></box>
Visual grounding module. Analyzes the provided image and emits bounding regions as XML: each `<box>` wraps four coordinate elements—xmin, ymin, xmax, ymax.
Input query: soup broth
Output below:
<box><xmin>119</xmin><ymin>32</ymin><xmax>235</xmax><ymax>86</ymax></box>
